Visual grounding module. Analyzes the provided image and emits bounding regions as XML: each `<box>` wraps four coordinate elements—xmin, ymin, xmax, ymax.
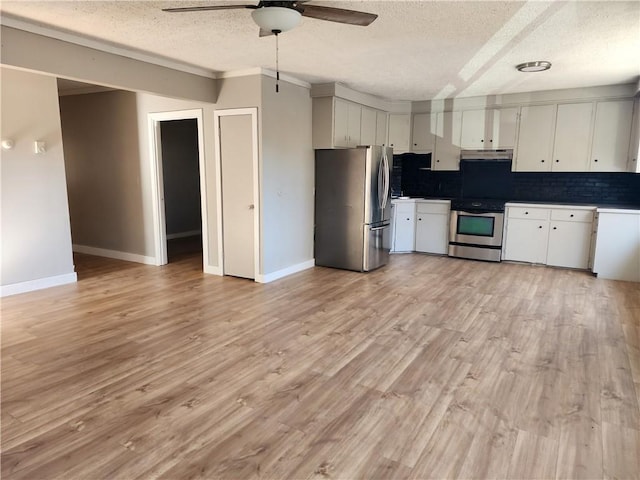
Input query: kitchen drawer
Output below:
<box><xmin>507</xmin><ymin>207</ymin><xmax>550</xmax><ymax>220</ymax></box>
<box><xmin>416</xmin><ymin>202</ymin><xmax>449</xmax><ymax>215</ymax></box>
<box><xmin>394</xmin><ymin>202</ymin><xmax>416</xmax><ymax>213</ymax></box>
<box><xmin>550</xmin><ymin>208</ymin><xmax>594</xmax><ymax>223</ymax></box>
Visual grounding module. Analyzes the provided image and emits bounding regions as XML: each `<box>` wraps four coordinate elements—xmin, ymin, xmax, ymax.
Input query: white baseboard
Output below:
<box><xmin>255</xmin><ymin>259</ymin><xmax>315</xmax><ymax>284</ymax></box>
<box><xmin>1</xmin><ymin>272</ymin><xmax>77</xmax><ymax>297</ymax></box>
<box><xmin>166</xmin><ymin>230</ymin><xmax>202</xmax><ymax>240</ymax></box>
<box><xmin>203</xmin><ymin>264</ymin><xmax>222</xmax><ymax>276</ymax></box>
<box><xmin>73</xmin><ymin>244</ymin><xmax>157</xmax><ymax>265</ymax></box>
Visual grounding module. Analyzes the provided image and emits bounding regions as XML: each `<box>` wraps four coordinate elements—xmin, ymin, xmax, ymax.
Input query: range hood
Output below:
<box><xmin>460</xmin><ymin>149</ymin><xmax>514</xmax><ymax>160</ymax></box>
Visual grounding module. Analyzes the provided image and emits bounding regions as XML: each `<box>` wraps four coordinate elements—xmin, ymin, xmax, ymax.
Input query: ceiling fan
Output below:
<box><xmin>162</xmin><ymin>1</ymin><xmax>378</xmax><ymax>36</ymax></box>
<box><xmin>163</xmin><ymin>1</ymin><xmax>378</xmax><ymax>93</ymax></box>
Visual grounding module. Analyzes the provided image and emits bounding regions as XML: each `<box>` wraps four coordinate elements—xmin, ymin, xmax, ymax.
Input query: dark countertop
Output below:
<box><xmin>505</xmin><ymin>200</ymin><xmax>640</xmax><ymax>210</ymax></box>
<box><xmin>393</xmin><ymin>196</ymin><xmax>640</xmax><ymax>210</ymax></box>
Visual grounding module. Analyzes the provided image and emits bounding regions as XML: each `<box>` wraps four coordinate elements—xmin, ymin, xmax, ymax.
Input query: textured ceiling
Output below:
<box><xmin>2</xmin><ymin>0</ymin><xmax>639</xmax><ymax>101</ymax></box>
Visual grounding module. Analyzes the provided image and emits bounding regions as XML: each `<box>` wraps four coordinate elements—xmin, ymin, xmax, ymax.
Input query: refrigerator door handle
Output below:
<box><xmin>370</xmin><ymin>224</ymin><xmax>390</xmax><ymax>231</ymax></box>
<box><xmin>377</xmin><ymin>155</ymin><xmax>385</xmax><ymax>210</ymax></box>
<box><xmin>381</xmin><ymin>151</ymin><xmax>390</xmax><ymax>210</ymax></box>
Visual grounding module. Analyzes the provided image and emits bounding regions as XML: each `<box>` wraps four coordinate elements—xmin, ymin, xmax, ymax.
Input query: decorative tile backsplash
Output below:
<box><xmin>393</xmin><ymin>155</ymin><xmax>640</xmax><ymax>206</ymax></box>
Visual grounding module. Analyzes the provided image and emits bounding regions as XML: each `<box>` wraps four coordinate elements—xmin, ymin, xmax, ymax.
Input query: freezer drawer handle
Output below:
<box><xmin>370</xmin><ymin>225</ymin><xmax>388</xmax><ymax>231</ymax></box>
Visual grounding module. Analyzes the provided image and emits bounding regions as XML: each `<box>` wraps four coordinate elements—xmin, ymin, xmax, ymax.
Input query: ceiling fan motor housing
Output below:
<box><xmin>251</xmin><ymin>6</ymin><xmax>302</xmax><ymax>33</ymax></box>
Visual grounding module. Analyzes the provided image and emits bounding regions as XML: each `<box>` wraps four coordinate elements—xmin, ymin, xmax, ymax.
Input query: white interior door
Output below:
<box><xmin>219</xmin><ymin>114</ymin><xmax>256</xmax><ymax>279</ymax></box>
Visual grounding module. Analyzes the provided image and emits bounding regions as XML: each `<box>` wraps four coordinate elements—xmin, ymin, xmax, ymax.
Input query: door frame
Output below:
<box><xmin>148</xmin><ymin>109</ymin><xmax>208</xmax><ymax>267</ymax></box>
<box><xmin>213</xmin><ymin>107</ymin><xmax>260</xmax><ymax>280</ymax></box>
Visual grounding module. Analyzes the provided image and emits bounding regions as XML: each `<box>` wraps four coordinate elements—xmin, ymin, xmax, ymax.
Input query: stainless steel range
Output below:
<box><xmin>449</xmin><ymin>200</ymin><xmax>506</xmax><ymax>262</ymax></box>
<box><xmin>448</xmin><ymin>150</ymin><xmax>513</xmax><ymax>262</ymax></box>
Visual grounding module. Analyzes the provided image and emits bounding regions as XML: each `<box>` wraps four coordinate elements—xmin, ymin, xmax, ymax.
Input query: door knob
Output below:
<box><xmin>249</xmin><ymin>204</ymin><xmax>255</xmax><ymax>210</ymax></box>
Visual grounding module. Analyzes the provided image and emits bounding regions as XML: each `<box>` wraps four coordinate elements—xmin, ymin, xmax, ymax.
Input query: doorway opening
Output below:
<box><xmin>159</xmin><ymin>119</ymin><xmax>202</xmax><ymax>262</ymax></box>
<box><xmin>149</xmin><ymin>109</ymin><xmax>208</xmax><ymax>269</ymax></box>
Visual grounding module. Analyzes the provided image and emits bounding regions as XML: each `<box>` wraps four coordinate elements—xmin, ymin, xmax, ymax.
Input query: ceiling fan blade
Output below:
<box><xmin>162</xmin><ymin>4</ymin><xmax>256</xmax><ymax>13</ymax></box>
<box><xmin>300</xmin><ymin>5</ymin><xmax>377</xmax><ymax>26</ymax></box>
<box><xmin>259</xmin><ymin>28</ymin><xmax>274</xmax><ymax>37</ymax></box>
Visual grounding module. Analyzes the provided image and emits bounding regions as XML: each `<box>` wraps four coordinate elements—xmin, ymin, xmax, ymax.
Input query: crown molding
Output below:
<box><xmin>0</xmin><ymin>14</ymin><xmax>218</xmax><ymax>79</ymax></box>
<box><xmin>219</xmin><ymin>67</ymin><xmax>311</xmax><ymax>90</ymax></box>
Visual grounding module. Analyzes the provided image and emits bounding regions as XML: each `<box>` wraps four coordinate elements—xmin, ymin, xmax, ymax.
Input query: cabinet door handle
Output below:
<box><xmin>525</xmin><ymin>211</ymin><xmax>529</xmax><ymax>215</ymax></box>
<box><xmin>541</xmin><ymin>159</ymin><xmax>545</xmax><ymax>163</ymax></box>
<box><xmin>418</xmin><ymin>217</ymin><xmax>422</xmax><ymax>221</ymax></box>
<box><xmin>480</xmin><ymin>139</ymin><xmax>484</xmax><ymax>143</ymax></box>
<box><xmin>555</xmin><ymin>159</ymin><xmax>560</xmax><ymax>163</ymax></box>
<box><xmin>594</xmin><ymin>159</ymin><xmax>598</xmax><ymax>162</ymax></box>
<box><xmin>436</xmin><ymin>159</ymin><xmax>440</xmax><ymax>162</ymax></box>
<box><xmin>570</xmin><ymin>214</ymin><xmax>574</xmax><ymax>217</ymax></box>
<box><xmin>414</xmin><ymin>143</ymin><xmax>417</xmax><ymax>146</ymax></box>
<box><xmin>553</xmin><ymin>227</ymin><xmax>557</xmax><ymax>230</ymax></box>
<box><xmin>406</xmin><ymin>217</ymin><xmax>410</xmax><ymax>221</ymax></box>
<box><xmin>538</xmin><ymin>226</ymin><xmax>542</xmax><ymax>229</ymax></box>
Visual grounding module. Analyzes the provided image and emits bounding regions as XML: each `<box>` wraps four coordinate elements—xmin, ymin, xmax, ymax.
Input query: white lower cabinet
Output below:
<box><xmin>593</xmin><ymin>209</ymin><xmax>640</xmax><ymax>282</ymax></box>
<box><xmin>391</xmin><ymin>200</ymin><xmax>450</xmax><ymax>254</ymax></box>
<box><xmin>415</xmin><ymin>202</ymin><xmax>450</xmax><ymax>254</ymax></box>
<box><xmin>546</xmin><ymin>220</ymin><xmax>593</xmax><ymax>268</ymax></box>
<box><xmin>392</xmin><ymin>201</ymin><xmax>416</xmax><ymax>252</ymax></box>
<box><xmin>503</xmin><ymin>217</ymin><xmax>549</xmax><ymax>264</ymax></box>
<box><xmin>503</xmin><ymin>204</ymin><xmax>595</xmax><ymax>269</ymax></box>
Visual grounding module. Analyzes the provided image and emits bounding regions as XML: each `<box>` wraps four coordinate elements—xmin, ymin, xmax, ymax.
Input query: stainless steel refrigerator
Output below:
<box><xmin>315</xmin><ymin>145</ymin><xmax>393</xmax><ymax>272</ymax></box>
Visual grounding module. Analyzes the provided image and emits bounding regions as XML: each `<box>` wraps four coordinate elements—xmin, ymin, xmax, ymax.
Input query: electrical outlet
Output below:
<box><xmin>34</xmin><ymin>141</ymin><xmax>46</xmax><ymax>154</ymax></box>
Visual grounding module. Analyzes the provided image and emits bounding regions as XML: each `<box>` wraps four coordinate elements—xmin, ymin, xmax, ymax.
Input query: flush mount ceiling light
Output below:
<box><xmin>516</xmin><ymin>61</ymin><xmax>552</xmax><ymax>72</ymax></box>
<box><xmin>251</xmin><ymin>6</ymin><xmax>301</xmax><ymax>33</ymax></box>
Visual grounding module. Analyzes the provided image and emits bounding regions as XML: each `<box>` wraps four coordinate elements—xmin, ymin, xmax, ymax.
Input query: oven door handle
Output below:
<box><xmin>455</xmin><ymin>209</ymin><xmax>501</xmax><ymax>215</ymax></box>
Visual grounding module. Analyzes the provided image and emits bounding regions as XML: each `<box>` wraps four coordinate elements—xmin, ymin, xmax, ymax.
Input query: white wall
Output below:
<box><xmin>260</xmin><ymin>76</ymin><xmax>315</xmax><ymax>276</ymax></box>
<box><xmin>135</xmin><ymin>92</ymin><xmax>218</xmax><ymax>267</ymax></box>
<box><xmin>0</xmin><ymin>26</ymin><xmax>218</xmax><ymax>103</ymax></box>
<box><xmin>58</xmin><ymin>78</ymin><xmax>263</xmax><ymax>273</ymax></box>
<box><xmin>0</xmin><ymin>65</ymin><xmax>312</xmax><ymax>292</ymax></box>
<box><xmin>0</xmin><ymin>67</ymin><xmax>76</xmax><ymax>295</ymax></box>
<box><xmin>60</xmin><ymin>91</ymin><xmax>147</xmax><ymax>257</ymax></box>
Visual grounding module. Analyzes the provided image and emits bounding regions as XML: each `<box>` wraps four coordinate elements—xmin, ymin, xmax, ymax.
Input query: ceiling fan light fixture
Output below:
<box><xmin>516</xmin><ymin>61</ymin><xmax>552</xmax><ymax>72</ymax></box>
<box><xmin>251</xmin><ymin>6</ymin><xmax>302</xmax><ymax>33</ymax></box>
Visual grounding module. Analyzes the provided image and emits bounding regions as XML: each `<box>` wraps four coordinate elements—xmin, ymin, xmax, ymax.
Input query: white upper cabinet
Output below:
<box><xmin>515</xmin><ymin>105</ymin><xmax>556</xmax><ymax>172</ymax></box>
<box><xmin>312</xmin><ymin>97</ymin><xmax>362</xmax><ymax>149</ymax></box>
<box><xmin>388</xmin><ymin>114</ymin><xmax>411</xmax><ymax>152</ymax></box>
<box><xmin>492</xmin><ymin>108</ymin><xmax>519</xmax><ymax>149</ymax></box>
<box><xmin>360</xmin><ymin>106</ymin><xmax>377</xmax><ymax>146</ymax></box>
<box><xmin>376</xmin><ymin>110</ymin><xmax>388</xmax><ymax>146</ymax></box>
<box><xmin>552</xmin><ymin>103</ymin><xmax>593</xmax><ymax>171</ymax></box>
<box><xmin>333</xmin><ymin>99</ymin><xmax>349</xmax><ymax>147</ymax></box>
<box><xmin>432</xmin><ymin>111</ymin><xmax>463</xmax><ymax>171</ymax></box>
<box><xmin>460</xmin><ymin>108</ymin><xmax>518</xmax><ymax>149</ymax></box>
<box><xmin>590</xmin><ymin>99</ymin><xmax>633</xmax><ymax>172</ymax></box>
<box><xmin>629</xmin><ymin>99</ymin><xmax>640</xmax><ymax>173</ymax></box>
<box><xmin>346</xmin><ymin>101</ymin><xmax>362</xmax><ymax>147</ymax></box>
<box><xmin>411</xmin><ymin>113</ymin><xmax>436</xmax><ymax>152</ymax></box>
<box><xmin>460</xmin><ymin>109</ymin><xmax>486</xmax><ymax>148</ymax></box>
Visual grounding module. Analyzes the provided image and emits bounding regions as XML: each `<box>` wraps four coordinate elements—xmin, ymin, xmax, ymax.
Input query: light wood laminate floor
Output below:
<box><xmin>2</xmin><ymin>253</ymin><xmax>639</xmax><ymax>479</ymax></box>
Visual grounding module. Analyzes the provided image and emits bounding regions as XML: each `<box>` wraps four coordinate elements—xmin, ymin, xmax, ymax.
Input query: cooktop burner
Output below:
<box><xmin>451</xmin><ymin>198</ymin><xmax>506</xmax><ymax>213</ymax></box>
